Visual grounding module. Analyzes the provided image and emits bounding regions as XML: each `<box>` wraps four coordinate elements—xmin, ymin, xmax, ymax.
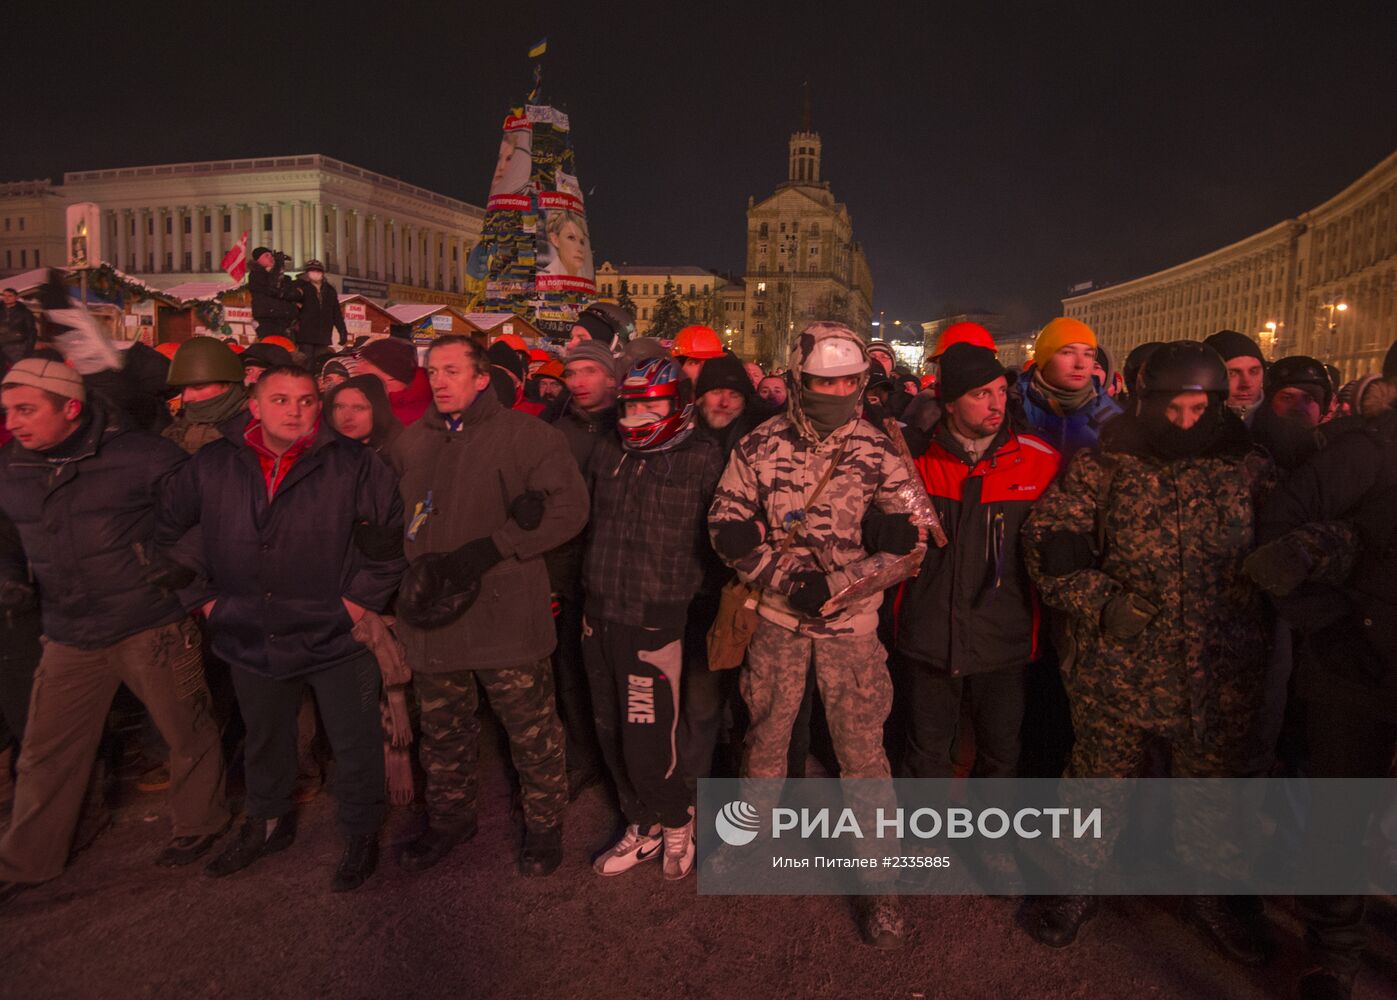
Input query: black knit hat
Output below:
<box><xmin>1203</xmin><ymin>329</ymin><xmax>1265</xmax><ymax>364</ymax></box>
<box><xmin>937</xmin><ymin>343</ymin><xmax>1005</xmax><ymax>404</ymax></box>
<box><xmin>694</xmin><ymin>351</ymin><xmax>753</xmax><ymax>399</ymax></box>
<box><xmin>486</xmin><ymin>340</ymin><xmax>524</xmax><ymax>382</ymax></box>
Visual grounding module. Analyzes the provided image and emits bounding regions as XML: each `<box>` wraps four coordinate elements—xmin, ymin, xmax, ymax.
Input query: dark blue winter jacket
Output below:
<box><xmin>158</xmin><ymin>413</ymin><xmax>405</xmax><ymax>678</ymax></box>
<box><xmin>1019</xmin><ymin>370</ymin><xmax>1122</xmax><ymax>466</ymax></box>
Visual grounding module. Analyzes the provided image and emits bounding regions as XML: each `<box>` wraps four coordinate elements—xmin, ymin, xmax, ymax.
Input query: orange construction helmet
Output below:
<box><xmin>671</xmin><ymin>325</ymin><xmax>725</xmax><ymax>359</ymax></box>
<box><xmin>932</xmin><ymin>322</ymin><xmax>997</xmax><ymax>358</ymax></box>
<box><xmin>225</xmin><ymin>341</ymin><xmax>245</xmax><ymax>354</ymax></box>
<box><xmin>920</xmin><ymin>372</ymin><xmax>937</xmax><ymax>390</ymax></box>
<box><xmin>527</xmin><ymin>348</ymin><xmax>550</xmax><ymax>363</ymax></box>
<box><xmin>154</xmin><ymin>341</ymin><xmax>180</xmax><ymax>359</ymax></box>
<box><xmin>495</xmin><ymin>333</ymin><xmax>529</xmax><ymax>353</ymax></box>
<box><xmin>531</xmin><ymin>359</ymin><xmax>565</xmax><ymax>382</ymax></box>
<box><xmin>262</xmin><ymin>335</ymin><xmax>296</xmax><ymax>353</ymax></box>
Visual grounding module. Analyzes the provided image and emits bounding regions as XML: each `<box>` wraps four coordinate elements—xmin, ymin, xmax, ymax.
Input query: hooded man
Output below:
<box><xmin>357</xmin><ymin>337</ymin><xmax>432</xmax><ymax>426</ymax></box>
<box><xmin>248</xmin><ymin>248</ymin><xmax>301</xmax><ymax>339</ymax></box>
<box><xmin>708</xmin><ymin>322</ymin><xmax>926</xmax><ymax>948</ymax></box>
<box><xmin>1203</xmin><ymin>330</ymin><xmax>1267</xmax><ymax>426</ymax></box>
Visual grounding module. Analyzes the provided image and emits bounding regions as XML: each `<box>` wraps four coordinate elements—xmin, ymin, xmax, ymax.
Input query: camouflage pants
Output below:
<box><xmin>413</xmin><ymin>662</ymin><xmax>567</xmax><ymax>833</ymax></box>
<box><xmin>739</xmin><ymin>621</ymin><xmax>892</xmax><ymax>780</ymax></box>
<box><xmin>1060</xmin><ymin>700</ymin><xmax>1252</xmax><ymax>877</ymax></box>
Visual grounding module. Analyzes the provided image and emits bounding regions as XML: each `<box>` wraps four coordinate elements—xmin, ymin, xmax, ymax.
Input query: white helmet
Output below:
<box><xmin>803</xmin><ymin>335</ymin><xmax>869</xmax><ymax>378</ymax></box>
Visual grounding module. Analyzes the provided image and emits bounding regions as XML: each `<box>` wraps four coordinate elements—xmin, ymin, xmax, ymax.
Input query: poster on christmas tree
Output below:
<box><xmin>471</xmin><ymin>73</ymin><xmax>596</xmax><ymax>339</ymax></box>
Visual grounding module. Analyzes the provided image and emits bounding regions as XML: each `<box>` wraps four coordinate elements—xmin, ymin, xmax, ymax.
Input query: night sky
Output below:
<box><xmin>7</xmin><ymin>2</ymin><xmax>1395</xmax><ymax>332</ymax></box>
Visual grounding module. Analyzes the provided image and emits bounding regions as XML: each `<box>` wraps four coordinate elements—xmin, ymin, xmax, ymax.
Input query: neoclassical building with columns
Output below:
<box><xmin>0</xmin><ymin>154</ymin><xmax>483</xmax><ymax>304</ymax></box>
<box><xmin>1062</xmin><ymin>150</ymin><xmax>1397</xmax><ymax>382</ymax></box>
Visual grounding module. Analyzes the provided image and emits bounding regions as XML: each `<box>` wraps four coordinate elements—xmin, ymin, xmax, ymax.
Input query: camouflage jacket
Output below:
<box><xmin>1022</xmin><ymin>413</ymin><xmax>1276</xmax><ymax>739</ymax></box>
<box><xmin>709</xmin><ymin>411</ymin><xmax>924</xmax><ymax>638</ymax></box>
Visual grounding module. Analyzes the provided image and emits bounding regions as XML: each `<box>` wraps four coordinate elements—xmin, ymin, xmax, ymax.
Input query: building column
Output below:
<box><xmin>375</xmin><ymin>217</ymin><xmax>386</xmax><ymax>281</ymax></box>
<box><xmin>354</xmin><ymin>211</ymin><xmax>366</xmax><ymax>278</ymax></box>
<box><xmin>330</xmin><ymin>205</ymin><xmax>342</xmax><ymax>271</ymax></box>
<box><xmin>394</xmin><ymin>223</ymin><xmax>404</xmax><ymax>283</ymax></box>
<box><xmin>153</xmin><ymin>208</ymin><xmax>166</xmax><ymax>273</ymax></box>
<box><xmin>419</xmin><ymin>230</ymin><xmax>429</xmax><ymax>288</ymax></box>
<box><xmin>311</xmin><ymin>201</ymin><xmax>323</xmax><ymax>262</ymax></box>
<box><xmin>292</xmin><ymin>201</ymin><xmax>304</xmax><ymax>265</ymax></box>
<box><xmin>117</xmin><ymin>209</ymin><xmax>130</xmax><ymax>270</ymax></box>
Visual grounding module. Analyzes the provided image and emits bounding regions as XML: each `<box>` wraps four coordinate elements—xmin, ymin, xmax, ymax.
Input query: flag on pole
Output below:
<box><xmin>528</xmin><ymin>37</ymin><xmax>547</xmax><ymax>58</ymax></box>
<box><xmin>221</xmin><ymin>230</ymin><xmax>249</xmax><ymax>282</ymax></box>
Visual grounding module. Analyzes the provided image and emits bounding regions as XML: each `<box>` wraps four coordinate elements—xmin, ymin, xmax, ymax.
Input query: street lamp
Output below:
<box><xmin>1259</xmin><ymin>320</ymin><xmax>1279</xmax><ymax>359</ymax></box>
<box><xmin>1321</xmin><ymin>301</ymin><xmax>1349</xmax><ymax>332</ymax></box>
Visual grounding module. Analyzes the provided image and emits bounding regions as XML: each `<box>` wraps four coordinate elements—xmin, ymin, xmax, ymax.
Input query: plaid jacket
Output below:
<box><xmin>583</xmin><ymin>430</ymin><xmax>724</xmax><ymax>628</ymax></box>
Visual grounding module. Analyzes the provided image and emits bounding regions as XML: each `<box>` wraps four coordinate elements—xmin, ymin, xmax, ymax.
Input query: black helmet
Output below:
<box><xmin>168</xmin><ymin>336</ymin><xmax>245</xmax><ymax>386</ymax></box>
<box><xmin>240</xmin><ymin>342</ymin><xmax>294</xmax><ymax>370</ymax></box>
<box><xmin>580</xmin><ymin>302</ymin><xmax>635</xmax><ymax>347</ymax></box>
<box><xmin>1267</xmin><ymin>355</ymin><xmax>1333</xmax><ymax>408</ymax></box>
<box><xmin>1139</xmin><ymin>340</ymin><xmax>1227</xmax><ymax>395</ymax></box>
<box><xmin>302</xmin><ymin>258</ymin><xmax>325</xmax><ymax>272</ymax></box>
<box><xmin>1122</xmin><ymin>341</ymin><xmax>1166</xmax><ymax>392</ymax></box>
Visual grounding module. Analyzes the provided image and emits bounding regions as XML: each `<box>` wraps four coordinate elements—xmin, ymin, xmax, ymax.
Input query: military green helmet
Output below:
<box><xmin>167</xmin><ymin>336</ymin><xmax>245</xmax><ymax>386</ymax></box>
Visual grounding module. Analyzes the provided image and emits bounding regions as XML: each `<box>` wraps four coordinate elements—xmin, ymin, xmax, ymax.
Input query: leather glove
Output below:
<box><xmin>1243</xmin><ymin>537</ymin><xmax>1314</xmax><ymax>598</ymax></box>
<box><xmin>141</xmin><ymin>555</ymin><xmax>197</xmax><ymax>592</ymax></box>
<box><xmin>714</xmin><ymin>521</ymin><xmax>763</xmax><ymax>562</ymax></box>
<box><xmin>862</xmin><ymin>512</ymin><xmax>918</xmax><ymax>556</ymax></box>
<box><xmin>398</xmin><ymin>554</ymin><xmax>478</xmax><ymax>629</ymax></box>
<box><xmin>444</xmin><ymin>536</ymin><xmax>504</xmax><ymax>592</ymax></box>
<box><xmin>900</xmin><ymin>426</ymin><xmax>932</xmax><ymax>459</ymax></box>
<box><xmin>1100</xmin><ymin>593</ymin><xmax>1159</xmax><ymax>640</ymax></box>
<box><xmin>0</xmin><ymin>580</ymin><xmax>37</xmax><ymax>614</ymax></box>
<box><xmin>788</xmin><ymin>572</ymin><xmax>832</xmax><ymax>618</ymax></box>
<box><xmin>508</xmin><ymin>490</ymin><xmax>547</xmax><ymax>531</ymax></box>
<box><xmin>354</xmin><ymin>520</ymin><xmax>404</xmax><ymax>561</ymax></box>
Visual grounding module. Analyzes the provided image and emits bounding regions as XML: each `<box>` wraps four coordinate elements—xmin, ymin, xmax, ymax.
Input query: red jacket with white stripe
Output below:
<box><xmin>896</xmin><ymin>423</ymin><xmax>1060</xmax><ymax>675</ymax></box>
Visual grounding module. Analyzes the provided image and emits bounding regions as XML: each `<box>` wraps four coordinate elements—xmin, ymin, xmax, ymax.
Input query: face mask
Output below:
<box><xmin>618</xmin><ymin>410</ymin><xmax>661</xmax><ymax>430</ymax></box>
<box><xmin>1140</xmin><ymin>395</ymin><xmax>1225</xmax><ymax>460</ymax></box>
<box><xmin>801</xmin><ymin>387</ymin><xmax>860</xmax><ymax>436</ymax></box>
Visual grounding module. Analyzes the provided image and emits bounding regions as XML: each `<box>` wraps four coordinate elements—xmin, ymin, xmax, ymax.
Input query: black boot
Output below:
<box><xmin>205</xmin><ymin>815</ymin><xmax>297</xmax><ymax>878</ymax></box>
<box><xmin>397</xmin><ymin>818</ymin><xmax>477</xmax><ymax>874</ymax></box>
<box><xmin>331</xmin><ymin>833</ymin><xmax>379</xmax><ymax>892</ymax></box>
<box><xmin>1023</xmin><ymin>894</ymin><xmax>1099</xmax><ymax>948</ymax></box>
<box><xmin>519</xmin><ymin>826</ymin><xmax>563</xmax><ymax>877</ymax></box>
<box><xmin>1180</xmin><ymin>895</ymin><xmax>1269</xmax><ymax>967</ymax></box>
<box><xmin>155</xmin><ymin>829</ymin><xmax>226</xmax><ymax>868</ymax></box>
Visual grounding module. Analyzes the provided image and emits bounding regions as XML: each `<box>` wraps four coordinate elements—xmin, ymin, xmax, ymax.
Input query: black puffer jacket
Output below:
<box><xmin>294</xmin><ymin>279</ymin><xmax>348</xmax><ymax>346</ymax></box>
<box><xmin>158</xmin><ymin>413</ymin><xmax>405</xmax><ymax>679</ymax></box>
<box><xmin>0</xmin><ymin>404</ymin><xmax>188</xmax><ymax>648</ymax></box>
<box><xmin>1259</xmin><ymin>408</ymin><xmax>1397</xmax><ymax>720</ymax></box>
<box><xmin>0</xmin><ymin>302</ymin><xmax>38</xmax><ymax>368</ymax></box>
<box><xmin>248</xmin><ymin>262</ymin><xmax>301</xmax><ymax>322</ymax></box>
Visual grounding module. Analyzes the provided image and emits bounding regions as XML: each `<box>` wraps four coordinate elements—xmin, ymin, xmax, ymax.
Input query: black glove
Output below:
<box><xmin>142</xmin><ymin>555</ymin><xmax>197</xmax><ymax>592</ymax></box>
<box><xmin>509</xmin><ymin>490</ymin><xmax>547</xmax><ymax>531</ymax></box>
<box><xmin>354</xmin><ymin>521</ymin><xmax>404</xmax><ymax>562</ymax></box>
<box><xmin>788</xmin><ymin>572</ymin><xmax>832</xmax><ymax>618</ymax></box>
<box><xmin>862</xmin><ymin>512</ymin><xmax>917</xmax><ymax>556</ymax></box>
<box><xmin>714</xmin><ymin>521</ymin><xmax>763</xmax><ymax>562</ymax></box>
<box><xmin>1040</xmin><ymin>531</ymin><xmax>1096</xmax><ymax>577</ymax></box>
<box><xmin>0</xmin><ymin>580</ymin><xmax>37</xmax><ymax>614</ymax></box>
<box><xmin>1100</xmin><ymin>593</ymin><xmax>1158</xmax><ymax>640</ymax></box>
<box><xmin>444</xmin><ymin>536</ymin><xmax>504</xmax><ymax>592</ymax></box>
<box><xmin>1243</xmin><ymin>538</ymin><xmax>1313</xmax><ymax>598</ymax></box>
<box><xmin>900</xmin><ymin>426</ymin><xmax>932</xmax><ymax>459</ymax></box>
<box><xmin>398</xmin><ymin>554</ymin><xmax>479</xmax><ymax>630</ymax></box>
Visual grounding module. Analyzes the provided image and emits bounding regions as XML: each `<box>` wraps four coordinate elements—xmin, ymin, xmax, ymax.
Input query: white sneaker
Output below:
<box><xmin>593</xmin><ymin>824</ymin><xmax>662</xmax><ymax>877</ymax></box>
<box><xmin>662</xmin><ymin>820</ymin><xmax>695</xmax><ymax>881</ymax></box>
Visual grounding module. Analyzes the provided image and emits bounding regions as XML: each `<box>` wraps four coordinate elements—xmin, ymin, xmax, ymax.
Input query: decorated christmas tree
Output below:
<box><xmin>466</xmin><ymin>43</ymin><xmax>596</xmax><ymax>340</ymax></box>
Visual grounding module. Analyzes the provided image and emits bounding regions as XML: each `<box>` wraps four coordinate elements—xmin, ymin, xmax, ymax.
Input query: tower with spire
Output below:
<box><xmin>788</xmin><ymin>82</ymin><xmax>823</xmax><ymax>185</ymax></box>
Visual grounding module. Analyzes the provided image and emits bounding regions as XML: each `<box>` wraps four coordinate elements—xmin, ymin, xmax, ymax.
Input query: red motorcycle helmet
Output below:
<box><xmin>616</xmin><ymin>356</ymin><xmax>693</xmax><ymax>450</ymax></box>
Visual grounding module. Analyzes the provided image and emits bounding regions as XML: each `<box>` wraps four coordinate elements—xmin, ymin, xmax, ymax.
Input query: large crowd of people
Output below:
<box><xmin>0</xmin><ymin>258</ymin><xmax>1395</xmax><ymax>1000</ymax></box>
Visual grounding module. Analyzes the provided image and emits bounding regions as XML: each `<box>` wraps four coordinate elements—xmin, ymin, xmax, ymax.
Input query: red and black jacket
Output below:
<box><xmin>896</xmin><ymin>423</ymin><xmax>1060</xmax><ymax>675</ymax></box>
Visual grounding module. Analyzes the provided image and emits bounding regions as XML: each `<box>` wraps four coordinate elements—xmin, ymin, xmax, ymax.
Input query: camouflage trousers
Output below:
<box><xmin>1059</xmin><ymin>698</ymin><xmax>1253</xmax><ymax>877</ymax></box>
<box><xmin>739</xmin><ymin>621</ymin><xmax>893</xmax><ymax>780</ymax></box>
<box><xmin>412</xmin><ymin>662</ymin><xmax>567</xmax><ymax>833</ymax></box>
